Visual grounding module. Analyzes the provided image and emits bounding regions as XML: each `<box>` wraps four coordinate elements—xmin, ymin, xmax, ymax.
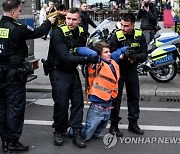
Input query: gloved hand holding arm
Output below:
<box><xmin>111</xmin><ymin>46</ymin><xmax>128</xmax><ymax>63</ymax></box>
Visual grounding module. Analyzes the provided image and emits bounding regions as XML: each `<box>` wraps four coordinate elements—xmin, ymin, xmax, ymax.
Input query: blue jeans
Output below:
<box><xmin>82</xmin><ymin>102</ymin><xmax>111</xmax><ymax>141</ymax></box>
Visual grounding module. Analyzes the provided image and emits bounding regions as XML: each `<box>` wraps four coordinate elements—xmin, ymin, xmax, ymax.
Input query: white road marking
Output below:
<box><xmin>32</xmin><ymin>99</ymin><xmax>180</xmax><ymax>112</ymax></box>
<box><xmin>24</xmin><ymin>120</ymin><xmax>180</xmax><ymax>132</ymax></box>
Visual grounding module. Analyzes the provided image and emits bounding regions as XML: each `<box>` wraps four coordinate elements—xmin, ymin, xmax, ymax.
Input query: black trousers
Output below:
<box><xmin>110</xmin><ymin>65</ymin><xmax>140</xmax><ymax>125</ymax></box>
<box><xmin>49</xmin><ymin>68</ymin><xmax>84</xmax><ymax>132</ymax></box>
<box><xmin>0</xmin><ymin>74</ymin><xmax>27</xmax><ymax>142</ymax></box>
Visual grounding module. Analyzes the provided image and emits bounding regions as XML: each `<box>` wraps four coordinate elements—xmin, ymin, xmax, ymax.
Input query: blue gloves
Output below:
<box><xmin>111</xmin><ymin>46</ymin><xmax>128</xmax><ymax>63</ymax></box>
<box><xmin>76</xmin><ymin>47</ymin><xmax>98</xmax><ymax>57</ymax></box>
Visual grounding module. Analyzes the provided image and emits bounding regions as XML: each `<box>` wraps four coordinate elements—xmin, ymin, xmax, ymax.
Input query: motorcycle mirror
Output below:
<box><xmin>116</xmin><ymin>22</ymin><xmax>121</xmax><ymax>29</ymax></box>
<box><xmin>154</xmin><ymin>34</ymin><xmax>161</xmax><ymax>39</ymax></box>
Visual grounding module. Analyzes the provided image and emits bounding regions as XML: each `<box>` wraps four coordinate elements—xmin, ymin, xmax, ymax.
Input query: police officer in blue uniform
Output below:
<box><xmin>109</xmin><ymin>13</ymin><xmax>148</xmax><ymax>137</ymax></box>
<box><xmin>47</xmin><ymin>8</ymin><xmax>98</xmax><ymax>148</ymax></box>
<box><xmin>0</xmin><ymin>0</ymin><xmax>56</xmax><ymax>153</ymax></box>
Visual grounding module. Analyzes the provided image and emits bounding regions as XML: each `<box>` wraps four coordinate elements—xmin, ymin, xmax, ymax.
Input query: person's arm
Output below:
<box><xmin>51</xmin><ymin>28</ymin><xmax>98</xmax><ymax>64</ymax></box>
<box><xmin>111</xmin><ymin>46</ymin><xmax>128</xmax><ymax>63</ymax></box>
<box><xmin>15</xmin><ymin>15</ymin><xmax>56</xmax><ymax>40</ymax></box>
<box><xmin>76</xmin><ymin>47</ymin><xmax>98</xmax><ymax>56</ymax></box>
<box><xmin>87</xmin><ymin>15</ymin><xmax>97</xmax><ymax>28</ymax></box>
<box><xmin>137</xmin><ymin>8</ymin><xmax>144</xmax><ymax>19</ymax></box>
<box><xmin>147</xmin><ymin>5</ymin><xmax>158</xmax><ymax>22</ymax></box>
<box><xmin>137</xmin><ymin>2</ymin><xmax>146</xmax><ymax>20</ymax></box>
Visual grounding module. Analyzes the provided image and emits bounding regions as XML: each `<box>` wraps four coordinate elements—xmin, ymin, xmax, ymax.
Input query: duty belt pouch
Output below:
<box><xmin>0</xmin><ymin>67</ymin><xmax>7</xmax><ymax>81</ymax></box>
<box><xmin>42</xmin><ymin>59</ymin><xmax>53</xmax><ymax>76</ymax></box>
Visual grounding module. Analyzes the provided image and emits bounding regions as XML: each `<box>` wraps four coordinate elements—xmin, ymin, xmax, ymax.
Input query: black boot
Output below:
<box><xmin>109</xmin><ymin>125</ymin><xmax>123</xmax><ymax>137</ymax></box>
<box><xmin>73</xmin><ymin>129</ymin><xmax>86</xmax><ymax>148</ymax></box>
<box><xmin>54</xmin><ymin>131</ymin><xmax>63</xmax><ymax>146</ymax></box>
<box><xmin>128</xmin><ymin>121</ymin><xmax>144</xmax><ymax>135</ymax></box>
<box><xmin>2</xmin><ymin>140</ymin><xmax>9</xmax><ymax>152</ymax></box>
<box><xmin>8</xmin><ymin>141</ymin><xmax>29</xmax><ymax>152</ymax></box>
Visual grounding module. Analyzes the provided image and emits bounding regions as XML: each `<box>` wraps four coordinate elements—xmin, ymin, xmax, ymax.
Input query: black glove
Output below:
<box><xmin>85</xmin><ymin>56</ymin><xmax>98</xmax><ymax>64</ymax></box>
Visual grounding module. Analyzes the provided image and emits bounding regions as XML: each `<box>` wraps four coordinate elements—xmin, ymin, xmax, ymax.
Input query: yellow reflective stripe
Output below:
<box><xmin>116</xmin><ymin>29</ymin><xmax>142</xmax><ymax>41</ymax></box>
<box><xmin>130</xmin><ymin>43</ymin><xmax>139</xmax><ymax>47</ymax></box>
<box><xmin>92</xmin><ymin>83</ymin><xmax>112</xmax><ymax>94</ymax></box>
<box><xmin>156</xmin><ymin>41</ymin><xmax>164</xmax><ymax>47</ymax></box>
<box><xmin>60</xmin><ymin>25</ymin><xmax>83</xmax><ymax>36</ymax></box>
<box><xmin>0</xmin><ymin>28</ymin><xmax>9</xmax><ymax>38</ymax></box>
<box><xmin>134</xmin><ymin>29</ymin><xmax>142</xmax><ymax>39</ymax></box>
<box><xmin>116</xmin><ymin>30</ymin><xmax>126</xmax><ymax>41</ymax></box>
<box><xmin>152</xmin><ymin>49</ymin><xmax>167</xmax><ymax>60</ymax></box>
<box><xmin>60</xmin><ymin>25</ymin><xmax>72</xmax><ymax>36</ymax></box>
<box><xmin>78</xmin><ymin>26</ymin><xmax>84</xmax><ymax>35</ymax></box>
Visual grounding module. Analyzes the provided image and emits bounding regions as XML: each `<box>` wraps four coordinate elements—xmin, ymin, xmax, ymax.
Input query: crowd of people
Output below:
<box><xmin>0</xmin><ymin>0</ymin><xmax>164</xmax><ymax>153</ymax></box>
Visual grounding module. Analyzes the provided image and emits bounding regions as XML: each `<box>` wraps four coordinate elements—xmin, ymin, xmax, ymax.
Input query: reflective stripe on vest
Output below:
<box><xmin>116</xmin><ymin>29</ymin><xmax>142</xmax><ymax>47</ymax></box>
<box><xmin>88</xmin><ymin>60</ymin><xmax>120</xmax><ymax>101</ymax></box>
<box><xmin>59</xmin><ymin>25</ymin><xmax>84</xmax><ymax>37</ymax></box>
<box><xmin>0</xmin><ymin>28</ymin><xmax>9</xmax><ymax>38</ymax></box>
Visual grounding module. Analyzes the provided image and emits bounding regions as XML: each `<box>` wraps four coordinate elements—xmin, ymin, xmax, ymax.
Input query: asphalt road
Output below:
<box><xmin>22</xmin><ymin>92</ymin><xmax>180</xmax><ymax>154</ymax></box>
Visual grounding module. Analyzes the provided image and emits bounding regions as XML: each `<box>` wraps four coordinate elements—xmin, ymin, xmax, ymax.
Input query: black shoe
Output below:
<box><xmin>54</xmin><ymin>132</ymin><xmax>63</xmax><ymax>146</ymax></box>
<box><xmin>128</xmin><ymin>123</ymin><xmax>144</xmax><ymax>135</ymax></box>
<box><xmin>109</xmin><ymin>126</ymin><xmax>123</xmax><ymax>137</ymax></box>
<box><xmin>73</xmin><ymin>129</ymin><xmax>86</xmax><ymax>148</ymax></box>
<box><xmin>8</xmin><ymin>141</ymin><xmax>29</xmax><ymax>152</ymax></box>
<box><xmin>2</xmin><ymin>141</ymin><xmax>9</xmax><ymax>152</ymax></box>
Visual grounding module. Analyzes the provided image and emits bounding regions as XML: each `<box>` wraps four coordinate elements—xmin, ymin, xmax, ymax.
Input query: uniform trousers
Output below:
<box><xmin>0</xmin><ymin>69</ymin><xmax>27</xmax><ymax>142</ymax></box>
<box><xmin>110</xmin><ymin>65</ymin><xmax>140</xmax><ymax>125</ymax></box>
<box><xmin>49</xmin><ymin>68</ymin><xmax>84</xmax><ymax>132</ymax></box>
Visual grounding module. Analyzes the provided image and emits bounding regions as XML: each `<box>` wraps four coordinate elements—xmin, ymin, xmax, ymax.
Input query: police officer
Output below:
<box><xmin>0</xmin><ymin>0</ymin><xmax>56</xmax><ymax>153</ymax></box>
<box><xmin>47</xmin><ymin>7</ymin><xmax>98</xmax><ymax>148</ymax></box>
<box><xmin>109</xmin><ymin>13</ymin><xmax>148</xmax><ymax>137</ymax></box>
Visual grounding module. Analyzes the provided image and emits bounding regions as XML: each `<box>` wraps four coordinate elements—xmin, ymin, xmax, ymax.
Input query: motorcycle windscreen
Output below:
<box><xmin>151</xmin><ymin>45</ymin><xmax>176</xmax><ymax>67</ymax></box>
<box><xmin>155</xmin><ymin>33</ymin><xmax>180</xmax><ymax>47</ymax></box>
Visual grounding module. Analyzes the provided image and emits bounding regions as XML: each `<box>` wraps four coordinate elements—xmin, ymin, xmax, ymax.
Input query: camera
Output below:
<box><xmin>144</xmin><ymin>2</ymin><xmax>149</xmax><ymax>7</ymax></box>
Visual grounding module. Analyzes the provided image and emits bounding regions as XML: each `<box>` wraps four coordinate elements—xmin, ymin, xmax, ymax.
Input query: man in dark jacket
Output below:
<box><xmin>109</xmin><ymin>13</ymin><xmax>148</xmax><ymax>137</ymax></box>
<box><xmin>0</xmin><ymin>0</ymin><xmax>56</xmax><ymax>153</ymax></box>
<box><xmin>47</xmin><ymin>7</ymin><xmax>98</xmax><ymax>148</ymax></box>
<box><xmin>80</xmin><ymin>2</ymin><xmax>97</xmax><ymax>36</ymax></box>
<box><xmin>137</xmin><ymin>0</ymin><xmax>158</xmax><ymax>43</ymax></box>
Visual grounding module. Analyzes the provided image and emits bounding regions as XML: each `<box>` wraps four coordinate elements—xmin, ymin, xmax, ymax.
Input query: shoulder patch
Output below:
<box><xmin>27</xmin><ymin>25</ymin><xmax>34</xmax><ymax>31</ymax></box>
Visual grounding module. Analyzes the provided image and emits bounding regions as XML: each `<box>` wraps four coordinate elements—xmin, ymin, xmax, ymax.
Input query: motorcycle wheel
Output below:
<box><xmin>149</xmin><ymin>63</ymin><xmax>178</xmax><ymax>83</ymax></box>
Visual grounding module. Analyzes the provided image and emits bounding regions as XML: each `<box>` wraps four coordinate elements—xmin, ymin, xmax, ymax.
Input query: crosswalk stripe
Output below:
<box><xmin>24</xmin><ymin>120</ymin><xmax>180</xmax><ymax>132</ymax></box>
<box><xmin>32</xmin><ymin>99</ymin><xmax>180</xmax><ymax>112</ymax></box>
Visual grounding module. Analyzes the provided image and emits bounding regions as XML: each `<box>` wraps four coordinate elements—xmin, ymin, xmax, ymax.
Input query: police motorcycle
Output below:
<box><xmin>138</xmin><ymin>37</ymin><xmax>179</xmax><ymax>83</ymax></box>
<box><xmin>153</xmin><ymin>32</ymin><xmax>180</xmax><ymax>74</ymax></box>
<box><xmin>84</xmin><ymin>18</ymin><xmax>179</xmax><ymax>83</ymax></box>
<box><xmin>116</xmin><ymin>22</ymin><xmax>180</xmax><ymax>83</ymax></box>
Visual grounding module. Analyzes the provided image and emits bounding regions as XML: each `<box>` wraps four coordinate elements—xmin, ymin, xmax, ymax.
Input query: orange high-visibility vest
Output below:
<box><xmin>88</xmin><ymin>59</ymin><xmax>120</xmax><ymax>101</ymax></box>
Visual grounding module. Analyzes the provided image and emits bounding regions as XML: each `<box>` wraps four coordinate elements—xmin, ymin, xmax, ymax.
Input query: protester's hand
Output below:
<box><xmin>47</xmin><ymin>15</ymin><xmax>57</xmax><ymax>24</ymax></box>
<box><xmin>85</xmin><ymin>56</ymin><xmax>99</xmax><ymax>64</ymax></box>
